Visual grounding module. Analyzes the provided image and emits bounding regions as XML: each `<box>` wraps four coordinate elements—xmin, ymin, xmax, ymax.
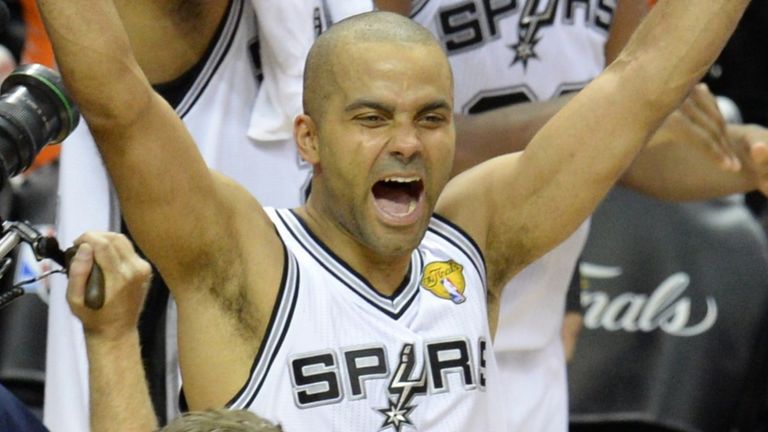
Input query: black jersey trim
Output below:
<box><xmin>410</xmin><ymin>0</ymin><xmax>430</xmax><ymax>18</ymax></box>
<box><xmin>176</xmin><ymin>0</ymin><xmax>245</xmax><ymax>118</ymax></box>
<box><xmin>152</xmin><ymin>0</ymin><xmax>233</xmax><ymax>109</ymax></box>
<box><xmin>226</xmin><ymin>238</ymin><xmax>300</xmax><ymax>409</ymax></box>
<box><xmin>283</xmin><ymin>209</ymin><xmax>421</xmax><ymax>310</ymax></box>
<box><xmin>275</xmin><ymin>209</ymin><xmax>421</xmax><ymax>320</ymax></box>
<box><xmin>429</xmin><ymin>214</ymin><xmax>487</xmax><ymax>291</ymax></box>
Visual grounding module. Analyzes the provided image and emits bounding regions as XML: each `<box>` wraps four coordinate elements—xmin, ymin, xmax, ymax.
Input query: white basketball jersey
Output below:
<box><xmin>413</xmin><ymin>0</ymin><xmax>609</xmax><ymax>111</ymax></box>
<box><xmin>228</xmin><ymin>208</ymin><xmax>507</xmax><ymax>431</ymax></box>
<box><xmin>414</xmin><ymin>1</ymin><xmax>613</xmax><ymax>431</ymax></box>
<box><xmin>183</xmin><ymin>0</ymin><xmax>312</xmax><ymax>206</ymax></box>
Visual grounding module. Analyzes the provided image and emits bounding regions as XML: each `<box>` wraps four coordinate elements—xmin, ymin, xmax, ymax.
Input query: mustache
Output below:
<box><xmin>373</xmin><ymin>155</ymin><xmax>426</xmax><ymax>174</ymax></box>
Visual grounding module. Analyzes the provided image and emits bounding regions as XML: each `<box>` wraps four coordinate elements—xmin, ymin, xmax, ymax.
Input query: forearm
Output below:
<box><xmin>453</xmin><ymin>96</ymin><xmax>572</xmax><ymax>176</ymax></box>
<box><xmin>612</xmin><ymin>1</ymin><xmax>749</xmax><ymax>115</ymax></box>
<box><xmin>85</xmin><ymin>331</ymin><xmax>158</xmax><ymax>432</ymax></box>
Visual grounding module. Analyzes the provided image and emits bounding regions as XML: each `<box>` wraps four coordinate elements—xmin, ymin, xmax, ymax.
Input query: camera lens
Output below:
<box><xmin>0</xmin><ymin>64</ymin><xmax>79</xmax><ymax>179</ymax></box>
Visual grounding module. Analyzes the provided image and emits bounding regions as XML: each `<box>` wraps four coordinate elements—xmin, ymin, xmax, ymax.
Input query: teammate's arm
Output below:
<box><xmin>438</xmin><ymin>0</ymin><xmax>751</xmax><ymax>289</ymax></box>
<box><xmin>622</xmin><ymin>119</ymin><xmax>768</xmax><ymax>201</ymax></box>
<box><xmin>451</xmin><ymin>96</ymin><xmax>573</xmax><ymax>176</ymax></box>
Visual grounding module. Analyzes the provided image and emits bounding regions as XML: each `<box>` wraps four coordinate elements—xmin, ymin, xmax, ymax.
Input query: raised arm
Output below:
<box><xmin>37</xmin><ymin>0</ymin><xmax>241</xmax><ymax>283</ymax></box>
<box><xmin>37</xmin><ymin>0</ymin><xmax>285</xmax><ymax>409</ymax></box>
<box><xmin>438</xmin><ymin>0</ymin><xmax>751</xmax><ymax>289</ymax></box>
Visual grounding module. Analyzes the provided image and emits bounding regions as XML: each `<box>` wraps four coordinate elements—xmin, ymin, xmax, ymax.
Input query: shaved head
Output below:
<box><xmin>303</xmin><ymin>11</ymin><xmax>449</xmax><ymax>122</ymax></box>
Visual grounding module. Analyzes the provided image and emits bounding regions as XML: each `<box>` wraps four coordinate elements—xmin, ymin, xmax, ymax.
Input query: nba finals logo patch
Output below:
<box><xmin>421</xmin><ymin>261</ymin><xmax>467</xmax><ymax>304</ymax></box>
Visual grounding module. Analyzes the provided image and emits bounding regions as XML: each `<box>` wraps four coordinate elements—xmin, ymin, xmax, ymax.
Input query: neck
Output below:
<box><xmin>294</xmin><ymin>205</ymin><xmax>413</xmax><ymax>297</ymax></box>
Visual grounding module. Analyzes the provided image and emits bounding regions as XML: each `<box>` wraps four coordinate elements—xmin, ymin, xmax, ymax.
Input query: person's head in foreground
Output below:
<box><xmin>161</xmin><ymin>409</ymin><xmax>281</xmax><ymax>432</ymax></box>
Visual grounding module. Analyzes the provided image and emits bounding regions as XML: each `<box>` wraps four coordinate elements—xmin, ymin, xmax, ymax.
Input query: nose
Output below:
<box><xmin>389</xmin><ymin>122</ymin><xmax>423</xmax><ymax>163</ymax></box>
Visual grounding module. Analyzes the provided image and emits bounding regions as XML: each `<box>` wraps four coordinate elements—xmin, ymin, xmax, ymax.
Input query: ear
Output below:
<box><xmin>295</xmin><ymin>114</ymin><xmax>320</xmax><ymax>165</ymax></box>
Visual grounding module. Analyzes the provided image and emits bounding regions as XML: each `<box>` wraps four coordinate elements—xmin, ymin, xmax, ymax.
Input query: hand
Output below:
<box><xmin>729</xmin><ymin>124</ymin><xmax>768</xmax><ymax>197</ymax></box>
<box><xmin>66</xmin><ymin>232</ymin><xmax>152</xmax><ymax>339</ymax></box>
<box><xmin>648</xmin><ymin>83</ymin><xmax>741</xmax><ymax>171</ymax></box>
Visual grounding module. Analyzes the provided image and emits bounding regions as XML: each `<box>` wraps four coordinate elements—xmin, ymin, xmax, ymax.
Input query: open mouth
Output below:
<box><xmin>372</xmin><ymin>176</ymin><xmax>424</xmax><ymax>218</ymax></box>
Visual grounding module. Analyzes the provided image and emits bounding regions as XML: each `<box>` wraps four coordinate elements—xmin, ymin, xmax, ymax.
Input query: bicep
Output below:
<box><xmin>437</xmin><ymin>152</ymin><xmax>530</xmax><ymax>288</ymax></box>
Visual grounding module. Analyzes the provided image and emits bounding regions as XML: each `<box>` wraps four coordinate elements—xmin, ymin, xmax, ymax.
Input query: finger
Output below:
<box><xmin>66</xmin><ymin>243</ymin><xmax>94</xmax><ymax>307</ymax></box>
<box><xmin>78</xmin><ymin>232</ymin><xmax>124</xmax><ymax>275</ymax></box>
<box><xmin>681</xmin><ymin>94</ymin><xmax>737</xmax><ymax>170</ymax></box>
<box><xmin>750</xmin><ymin>141</ymin><xmax>768</xmax><ymax>172</ymax></box>
<box><xmin>692</xmin><ymin>84</ymin><xmax>728</xmax><ymax>136</ymax></box>
<box><xmin>674</xmin><ymin>110</ymin><xmax>725</xmax><ymax>162</ymax></box>
<box><xmin>102</xmin><ymin>232</ymin><xmax>139</xmax><ymax>263</ymax></box>
<box><xmin>693</xmin><ymin>84</ymin><xmax>741</xmax><ymax>170</ymax></box>
<box><xmin>98</xmin><ymin>233</ymin><xmax>153</xmax><ymax>290</ymax></box>
<box><xmin>747</xmin><ymin>142</ymin><xmax>768</xmax><ymax>196</ymax></box>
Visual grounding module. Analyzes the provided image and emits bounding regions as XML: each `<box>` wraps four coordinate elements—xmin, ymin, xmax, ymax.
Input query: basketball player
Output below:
<box><xmin>45</xmin><ymin>0</ymin><xmax>344</xmax><ymax>428</ymax></box>
<box><xmin>38</xmin><ymin>0</ymin><xmax>748</xmax><ymax>430</ymax></box>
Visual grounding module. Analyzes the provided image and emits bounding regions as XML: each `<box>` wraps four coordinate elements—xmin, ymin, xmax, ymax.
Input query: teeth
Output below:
<box><xmin>383</xmin><ymin>176</ymin><xmax>420</xmax><ymax>183</ymax></box>
<box><xmin>408</xmin><ymin>200</ymin><xmax>416</xmax><ymax>213</ymax></box>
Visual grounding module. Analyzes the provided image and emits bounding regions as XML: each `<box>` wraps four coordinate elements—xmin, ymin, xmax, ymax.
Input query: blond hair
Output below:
<box><xmin>160</xmin><ymin>409</ymin><xmax>281</xmax><ymax>432</ymax></box>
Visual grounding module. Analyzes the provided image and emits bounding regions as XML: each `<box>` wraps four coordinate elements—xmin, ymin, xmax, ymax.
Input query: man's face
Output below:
<box><xmin>311</xmin><ymin>41</ymin><xmax>455</xmax><ymax>257</ymax></box>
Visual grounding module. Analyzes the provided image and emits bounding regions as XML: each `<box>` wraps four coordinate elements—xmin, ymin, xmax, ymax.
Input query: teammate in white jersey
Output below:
<box><xmin>38</xmin><ymin>0</ymin><xmax>749</xmax><ymax>430</ymax></box>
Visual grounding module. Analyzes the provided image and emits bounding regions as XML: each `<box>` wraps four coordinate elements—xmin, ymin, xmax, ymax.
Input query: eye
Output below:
<box><xmin>418</xmin><ymin>113</ymin><xmax>447</xmax><ymax>128</ymax></box>
<box><xmin>354</xmin><ymin>113</ymin><xmax>388</xmax><ymax>127</ymax></box>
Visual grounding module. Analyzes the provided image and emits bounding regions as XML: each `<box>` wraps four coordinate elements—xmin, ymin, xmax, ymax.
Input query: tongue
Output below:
<box><xmin>373</xmin><ymin>184</ymin><xmax>413</xmax><ymax>216</ymax></box>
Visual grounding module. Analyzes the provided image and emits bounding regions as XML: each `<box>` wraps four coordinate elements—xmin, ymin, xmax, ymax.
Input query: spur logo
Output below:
<box><xmin>580</xmin><ymin>263</ymin><xmax>718</xmax><ymax>337</ymax></box>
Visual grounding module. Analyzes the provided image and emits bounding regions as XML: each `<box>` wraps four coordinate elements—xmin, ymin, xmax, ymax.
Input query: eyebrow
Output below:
<box><xmin>416</xmin><ymin>100</ymin><xmax>452</xmax><ymax>116</ymax></box>
<box><xmin>344</xmin><ymin>99</ymin><xmax>452</xmax><ymax>115</ymax></box>
<box><xmin>344</xmin><ymin>99</ymin><xmax>395</xmax><ymax>113</ymax></box>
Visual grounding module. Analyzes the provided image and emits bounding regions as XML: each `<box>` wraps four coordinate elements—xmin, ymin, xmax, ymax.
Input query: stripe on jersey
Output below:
<box><xmin>411</xmin><ymin>0</ymin><xmax>431</xmax><ymax>18</ymax></box>
<box><xmin>274</xmin><ymin>209</ymin><xmax>422</xmax><ymax>320</ymax></box>
<box><xmin>228</xmin><ymin>245</ymin><xmax>301</xmax><ymax>410</ymax></box>
<box><xmin>428</xmin><ymin>214</ymin><xmax>487</xmax><ymax>292</ymax></box>
<box><xmin>177</xmin><ymin>0</ymin><xmax>245</xmax><ymax>118</ymax></box>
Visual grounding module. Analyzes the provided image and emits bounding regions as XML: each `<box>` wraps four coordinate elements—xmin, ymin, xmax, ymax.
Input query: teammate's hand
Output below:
<box><xmin>66</xmin><ymin>232</ymin><xmax>152</xmax><ymax>339</ymax></box>
<box><xmin>647</xmin><ymin>83</ymin><xmax>740</xmax><ymax>171</ymax></box>
<box><xmin>729</xmin><ymin>124</ymin><xmax>768</xmax><ymax>197</ymax></box>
